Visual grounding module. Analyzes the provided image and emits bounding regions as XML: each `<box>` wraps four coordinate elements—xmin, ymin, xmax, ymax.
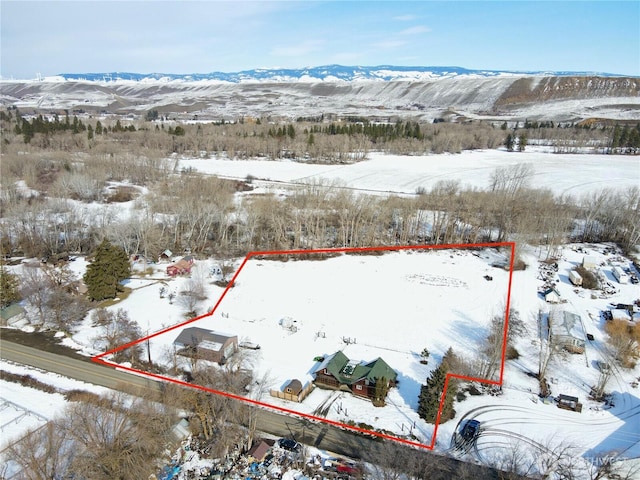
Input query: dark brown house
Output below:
<box><xmin>173</xmin><ymin>327</ymin><xmax>238</xmax><ymax>364</ymax></box>
<box><xmin>314</xmin><ymin>351</ymin><xmax>397</xmax><ymax>402</ymax></box>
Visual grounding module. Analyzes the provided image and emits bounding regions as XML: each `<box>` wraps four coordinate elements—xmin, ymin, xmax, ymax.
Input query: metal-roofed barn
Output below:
<box><xmin>550</xmin><ymin>310</ymin><xmax>586</xmax><ymax>354</ymax></box>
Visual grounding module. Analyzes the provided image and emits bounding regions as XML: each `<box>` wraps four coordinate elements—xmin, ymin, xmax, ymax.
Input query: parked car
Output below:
<box><xmin>277</xmin><ymin>438</ymin><xmax>301</xmax><ymax>452</ymax></box>
<box><xmin>460</xmin><ymin>419</ymin><xmax>481</xmax><ymax>441</ymax></box>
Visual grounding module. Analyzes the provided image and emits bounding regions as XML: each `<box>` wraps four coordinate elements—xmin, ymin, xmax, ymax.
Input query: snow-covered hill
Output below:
<box><xmin>1</xmin><ymin>65</ymin><xmax>638</xmax><ymax>122</ymax></box>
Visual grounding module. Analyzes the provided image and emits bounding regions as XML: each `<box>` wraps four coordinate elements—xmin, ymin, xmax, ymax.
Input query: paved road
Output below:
<box><xmin>0</xmin><ymin>339</ymin><xmax>504</xmax><ymax>479</ymax></box>
<box><xmin>0</xmin><ymin>341</ymin><xmax>159</xmax><ymax>392</ymax></box>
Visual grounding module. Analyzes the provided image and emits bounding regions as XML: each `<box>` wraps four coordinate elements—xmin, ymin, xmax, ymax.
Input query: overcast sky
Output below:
<box><xmin>1</xmin><ymin>0</ymin><xmax>638</xmax><ymax>79</ymax></box>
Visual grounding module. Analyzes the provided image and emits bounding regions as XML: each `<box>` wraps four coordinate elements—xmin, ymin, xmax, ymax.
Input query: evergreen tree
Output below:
<box><xmin>0</xmin><ymin>265</ymin><xmax>21</xmax><ymax>308</ymax></box>
<box><xmin>417</xmin><ymin>348</ymin><xmax>459</xmax><ymax>423</ymax></box>
<box><xmin>518</xmin><ymin>134</ymin><xmax>527</xmax><ymax>152</ymax></box>
<box><xmin>418</xmin><ymin>362</ymin><xmax>447</xmax><ymax>422</ymax></box>
<box><xmin>83</xmin><ymin>240</ymin><xmax>131</xmax><ymax>301</ymax></box>
<box><xmin>373</xmin><ymin>377</ymin><xmax>390</xmax><ymax>405</ymax></box>
<box><xmin>504</xmin><ymin>133</ymin><xmax>514</xmax><ymax>151</ymax></box>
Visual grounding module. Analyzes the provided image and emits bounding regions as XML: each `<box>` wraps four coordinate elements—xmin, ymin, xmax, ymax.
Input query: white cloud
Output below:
<box><xmin>400</xmin><ymin>25</ymin><xmax>431</xmax><ymax>35</ymax></box>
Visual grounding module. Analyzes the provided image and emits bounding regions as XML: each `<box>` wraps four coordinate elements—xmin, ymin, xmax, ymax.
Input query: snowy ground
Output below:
<box><xmin>179</xmin><ymin>148</ymin><xmax>640</xmax><ymax>197</ymax></box>
<box><xmin>3</xmin><ymin>241</ymin><xmax>639</xmax><ymax>477</ymax></box>
<box><xmin>2</xmin><ymin>147</ymin><xmax>640</xmax><ymax>477</ymax></box>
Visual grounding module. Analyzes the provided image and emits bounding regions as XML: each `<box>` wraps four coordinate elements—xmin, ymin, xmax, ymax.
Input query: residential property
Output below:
<box><xmin>173</xmin><ymin>327</ymin><xmax>238</xmax><ymax>364</ymax></box>
<box><xmin>550</xmin><ymin>310</ymin><xmax>586</xmax><ymax>354</ymax></box>
<box><xmin>313</xmin><ymin>351</ymin><xmax>397</xmax><ymax>402</ymax></box>
<box><xmin>166</xmin><ymin>256</ymin><xmax>194</xmax><ymax>277</ymax></box>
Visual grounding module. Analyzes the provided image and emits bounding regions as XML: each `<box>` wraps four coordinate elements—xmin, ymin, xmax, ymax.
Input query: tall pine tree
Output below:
<box><xmin>417</xmin><ymin>348</ymin><xmax>459</xmax><ymax>423</ymax></box>
<box><xmin>84</xmin><ymin>240</ymin><xmax>130</xmax><ymax>301</ymax></box>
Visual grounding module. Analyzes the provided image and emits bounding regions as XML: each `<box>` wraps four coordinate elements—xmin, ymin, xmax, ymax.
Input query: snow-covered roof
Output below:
<box><xmin>550</xmin><ymin>310</ymin><xmax>585</xmax><ymax>340</ymax></box>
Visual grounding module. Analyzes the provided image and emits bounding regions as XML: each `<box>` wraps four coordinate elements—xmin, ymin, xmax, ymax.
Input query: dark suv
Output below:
<box><xmin>460</xmin><ymin>419</ymin><xmax>481</xmax><ymax>441</ymax></box>
<box><xmin>278</xmin><ymin>438</ymin><xmax>301</xmax><ymax>452</ymax></box>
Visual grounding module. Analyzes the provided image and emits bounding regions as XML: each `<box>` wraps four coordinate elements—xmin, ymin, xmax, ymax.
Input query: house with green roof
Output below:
<box><xmin>313</xmin><ymin>351</ymin><xmax>397</xmax><ymax>403</ymax></box>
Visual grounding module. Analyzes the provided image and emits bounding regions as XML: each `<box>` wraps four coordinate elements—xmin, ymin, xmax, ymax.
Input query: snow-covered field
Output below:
<box><xmin>179</xmin><ymin>148</ymin><xmax>640</xmax><ymax>197</ymax></box>
<box><xmin>2</xmin><ymin>148</ymin><xmax>640</xmax><ymax>477</ymax></box>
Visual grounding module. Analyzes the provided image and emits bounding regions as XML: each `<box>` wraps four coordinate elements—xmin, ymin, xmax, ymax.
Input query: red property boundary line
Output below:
<box><xmin>92</xmin><ymin>241</ymin><xmax>516</xmax><ymax>451</ymax></box>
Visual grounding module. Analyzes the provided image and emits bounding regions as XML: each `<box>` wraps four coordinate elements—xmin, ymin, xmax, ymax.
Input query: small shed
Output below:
<box><xmin>158</xmin><ymin>249</ymin><xmax>173</xmax><ymax>262</ymax></box>
<box><xmin>0</xmin><ymin>304</ymin><xmax>26</xmax><ymax>326</ymax></box>
<box><xmin>284</xmin><ymin>379</ymin><xmax>303</xmax><ymax>396</ymax></box>
<box><xmin>543</xmin><ymin>288</ymin><xmax>561</xmax><ymax>304</ymax></box>
<box><xmin>270</xmin><ymin>378</ymin><xmax>314</xmax><ymax>403</ymax></box>
<box><xmin>247</xmin><ymin>439</ymin><xmax>273</xmax><ymax>462</ymax></box>
<box><xmin>582</xmin><ymin>256</ymin><xmax>598</xmax><ymax>270</ymax></box>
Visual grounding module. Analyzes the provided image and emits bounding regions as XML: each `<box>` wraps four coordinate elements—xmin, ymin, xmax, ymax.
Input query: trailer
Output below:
<box><xmin>612</xmin><ymin>266</ymin><xmax>629</xmax><ymax>284</ymax></box>
<box><xmin>569</xmin><ymin>270</ymin><xmax>583</xmax><ymax>286</ymax></box>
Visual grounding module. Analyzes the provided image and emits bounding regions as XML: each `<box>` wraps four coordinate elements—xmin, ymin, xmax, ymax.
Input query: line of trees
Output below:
<box><xmin>4</xmin><ymin>108</ymin><xmax>638</xmax><ymax>161</ymax></box>
<box><xmin>2</xmin><ymin>156</ymin><xmax>638</xmax><ymax>262</ymax></box>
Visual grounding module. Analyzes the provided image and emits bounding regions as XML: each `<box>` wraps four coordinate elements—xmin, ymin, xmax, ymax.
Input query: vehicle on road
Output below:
<box><xmin>277</xmin><ymin>438</ymin><xmax>301</xmax><ymax>452</ymax></box>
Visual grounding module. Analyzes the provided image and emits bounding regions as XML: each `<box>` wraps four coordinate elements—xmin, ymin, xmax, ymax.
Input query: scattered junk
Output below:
<box><xmin>279</xmin><ymin>316</ymin><xmax>299</xmax><ymax>333</ymax></box>
<box><xmin>239</xmin><ymin>340</ymin><xmax>261</xmax><ymax>350</ymax></box>
<box><xmin>569</xmin><ymin>270</ymin><xmax>583</xmax><ymax>286</ymax></box>
<box><xmin>556</xmin><ymin>394</ymin><xmax>583</xmax><ymax>413</ymax></box>
<box><xmin>612</xmin><ymin>266</ymin><xmax>629</xmax><ymax>284</ymax></box>
<box><xmin>209</xmin><ymin>263</ymin><xmax>223</xmax><ymax>280</ymax></box>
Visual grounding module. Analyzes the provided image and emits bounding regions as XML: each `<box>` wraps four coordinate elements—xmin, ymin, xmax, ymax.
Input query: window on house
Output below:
<box><xmin>356</xmin><ymin>385</ymin><xmax>362</xmax><ymax>390</ymax></box>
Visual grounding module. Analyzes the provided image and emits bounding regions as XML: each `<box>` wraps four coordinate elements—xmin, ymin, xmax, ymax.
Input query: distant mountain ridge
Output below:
<box><xmin>56</xmin><ymin>65</ymin><xmax>627</xmax><ymax>83</ymax></box>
